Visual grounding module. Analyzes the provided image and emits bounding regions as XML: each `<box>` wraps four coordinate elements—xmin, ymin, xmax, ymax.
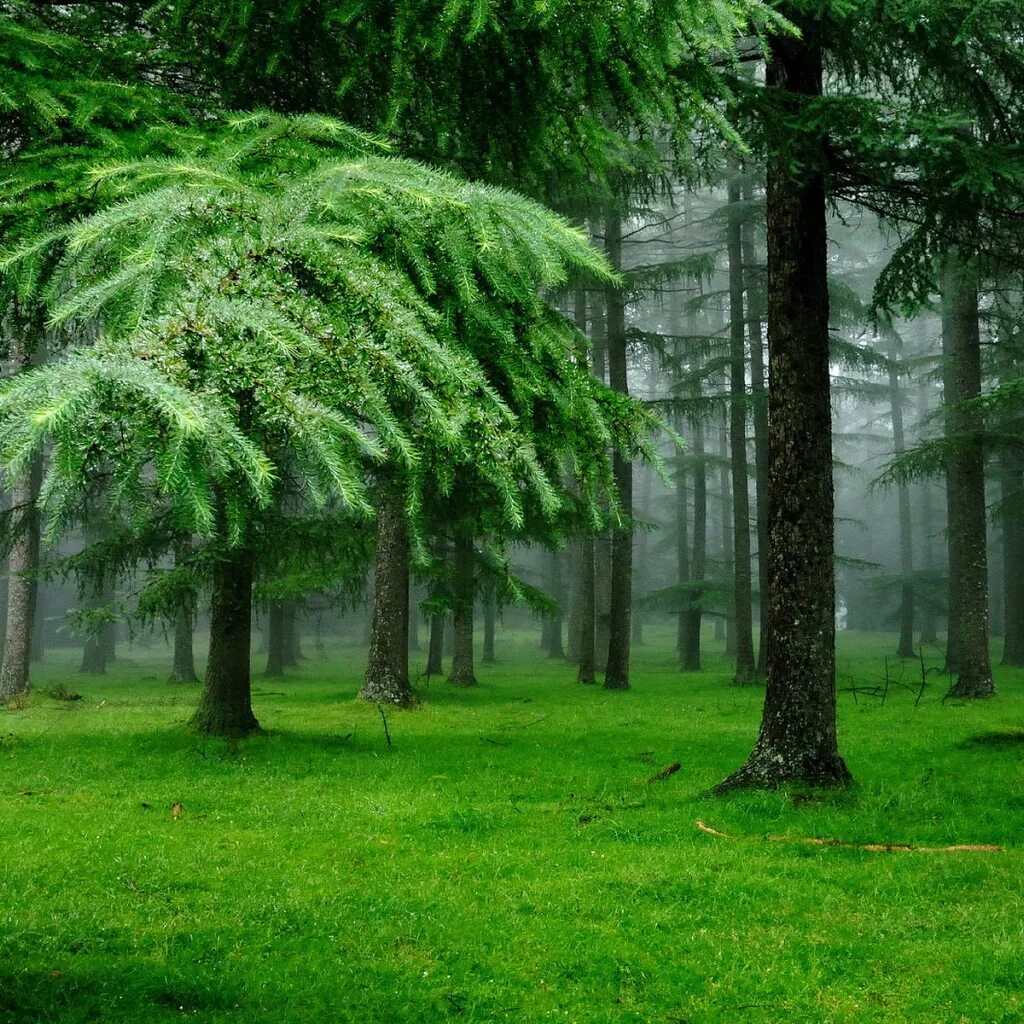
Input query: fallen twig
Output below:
<box><xmin>646</xmin><ymin>762</ymin><xmax>681</xmax><ymax>783</ymax></box>
<box><xmin>695</xmin><ymin>820</ymin><xmax>1003</xmax><ymax>853</ymax></box>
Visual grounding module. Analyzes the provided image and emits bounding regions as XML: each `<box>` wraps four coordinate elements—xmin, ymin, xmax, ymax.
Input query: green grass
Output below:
<box><xmin>2</xmin><ymin>627</ymin><xmax>1023</xmax><ymax>1023</ymax></box>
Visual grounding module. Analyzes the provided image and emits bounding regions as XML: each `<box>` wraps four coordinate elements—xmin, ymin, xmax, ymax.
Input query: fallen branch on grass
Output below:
<box><xmin>646</xmin><ymin>762</ymin><xmax>681</xmax><ymax>783</ymax></box>
<box><xmin>695</xmin><ymin>820</ymin><xmax>1003</xmax><ymax>853</ymax></box>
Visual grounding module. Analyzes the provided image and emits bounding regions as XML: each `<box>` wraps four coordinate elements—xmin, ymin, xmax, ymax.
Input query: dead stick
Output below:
<box><xmin>695</xmin><ymin>820</ymin><xmax>1002</xmax><ymax>853</ymax></box>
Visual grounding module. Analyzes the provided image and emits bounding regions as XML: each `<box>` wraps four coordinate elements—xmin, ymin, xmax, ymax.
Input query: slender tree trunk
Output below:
<box><xmin>408</xmin><ymin>588</ymin><xmax>421</xmax><ymax>652</ymax></box>
<box><xmin>482</xmin><ymin>577</ymin><xmax>496</xmax><ymax>664</ymax></box>
<box><xmin>676</xmin><ymin>451</ymin><xmax>690</xmax><ymax>665</ymax></box>
<box><xmin>168</xmin><ymin>540</ymin><xmax>198</xmax><ymax>683</ymax></box>
<box><xmin>889</xmin><ymin>340</ymin><xmax>916</xmax><ymax>658</ymax></box>
<box><xmin>727</xmin><ymin>169</ymin><xmax>756</xmax><ymax>682</ymax></box>
<box><xmin>577</xmin><ymin>532</ymin><xmax>597</xmax><ymax>683</ymax></box>
<box><xmin>449</xmin><ymin>530</ymin><xmax>477</xmax><ymax>686</ymax></box>
<box><xmin>282</xmin><ymin>602</ymin><xmax>302</xmax><ymax>666</ymax></box>
<box><xmin>264</xmin><ymin>601</ymin><xmax>286</xmax><ymax>677</ymax></box>
<box><xmin>718</xmin><ymin>424</ymin><xmax>735</xmax><ymax>655</ymax></box>
<box><xmin>190</xmin><ymin>544</ymin><xmax>259</xmax><ymax>737</ymax></box>
<box><xmin>361</xmin><ymin>482</ymin><xmax>414</xmax><ymax>704</ymax></box>
<box><xmin>717</xmin><ymin>20</ymin><xmax>850</xmax><ymax>791</ymax></box>
<box><xmin>426</xmin><ymin>611</ymin><xmax>445</xmax><ymax>676</ymax></box>
<box><xmin>603</xmin><ymin>209</ymin><xmax>632</xmax><ymax>689</ymax></box>
<box><xmin>941</xmin><ymin>257</ymin><xmax>994</xmax><ymax>697</ymax></box>
<box><xmin>546</xmin><ymin>550</ymin><xmax>565</xmax><ymax>658</ymax></box>
<box><xmin>1002</xmin><ymin>450</ymin><xmax>1024</xmax><ymax>665</ymax></box>
<box><xmin>685</xmin><ymin>425</ymin><xmax>708</xmax><ymax>671</ymax></box>
<box><xmin>917</xmin><ymin>382</ymin><xmax>940</xmax><ymax>646</ymax></box>
<box><xmin>742</xmin><ymin>185</ymin><xmax>771</xmax><ymax>674</ymax></box>
<box><xmin>0</xmin><ymin>455</ymin><xmax>42</xmax><ymax>700</ymax></box>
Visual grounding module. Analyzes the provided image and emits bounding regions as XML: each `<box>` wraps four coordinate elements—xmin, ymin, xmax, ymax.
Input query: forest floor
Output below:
<box><xmin>1</xmin><ymin>627</ymin><xmax>1022</xmax><ymax>1023</ymax></box>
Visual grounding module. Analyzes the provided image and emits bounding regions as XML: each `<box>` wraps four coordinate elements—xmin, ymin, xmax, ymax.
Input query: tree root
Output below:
<box><xmin>695</xmin><ymin>820</ymin><xmax>1003</xmax><ymax>853</ymax></box>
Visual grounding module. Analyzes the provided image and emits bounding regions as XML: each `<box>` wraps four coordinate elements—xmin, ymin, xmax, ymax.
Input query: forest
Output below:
<box><xmin>0</xmin><ymin>1</ymin><xmax>1023</xmax><ymax>1021</ymax></box>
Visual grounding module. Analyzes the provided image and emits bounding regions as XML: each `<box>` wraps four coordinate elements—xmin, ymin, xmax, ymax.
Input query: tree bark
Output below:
<box><xmin>264</xmin><ymin>601</ymin><xmax>286</xmax><ymax>677</ymax></box>
<box><xmin>360</xmin><ymin>481</ymin><xmax>415</xmax><ymax>704</ymax></box>
<box><xmin>727</xmin><ymin>168</ymin><xmax>756</xmax><ymax>682</ymax></box>
<box><xmin>190</xmin><ymin>544</ymin><xmax>259</xmax><ymax>736</ymax></box>
<box><xmin>482</xmin><ymin>577</ymin><xmax>496</xmax><ymax>664</ymax></box>
<box><xmin>742</xmin><ymin>184</ymin><xmax>771</xmax><ymax>674</ymax></box>
<box><xmin>0</xmin><ymin>455</ymin><xmax>42</xmax><ymax>700</ymax></box>
<box><xmin>941</xmin><ymin>256</ymin><xmax>994</xmax><ymax>697</ymax></box>
<box><xmin>425</xmin><ymin>610</ymin><xmax>445</xmax><ymax>676</ymax></box>
<box><xmin>449</xmin><ymin>530</ymin><xmax>477</xmax><ymax>686</ymax></box>
<box><xmin>718</xmin><ymin>423</ymin><xmax>735</xmax><ymax>655</ymax></box>
<box><xmin>888</xmin><ymin>337</ymin><xmax>916</xmax><ymax>658</ymax></box>
<box><xmin>717</xmin><ymin>20</ymin><xmax>851</xmax><ymax>791</ymax></box>
<box><xmin>684</xmin><ymin>425</ymin><xmax>708</xmax><ymax>671</ymax></box>
<box><xmin>1002</xmin><ymin>449</ymin><xmax>1024</xmax><ymax>665</ymax></box>
<box><xmin>676</xmin><ymin>450</ymin><xmax>690</xmax><ymax>665</ymax></box>
<box><xmin>603</xmin><ymin>208</ymin><xmax>632</xmax><ymax>689</ymax></box>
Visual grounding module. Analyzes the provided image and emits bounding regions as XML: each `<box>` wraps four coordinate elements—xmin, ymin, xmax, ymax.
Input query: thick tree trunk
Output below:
<box><xmin>684</xmin><ymin>416</ymin><xmax>708</xmax><ymax>671</ymax></box>
<box><xmin>264</xmin><ymin>601</ymin><xmax>286</xmax><ymax>677</ymax></box>
<box><xmin>717</xmin><ymin>22</ymin><xmax>851</xmax><ymax>791</ymax></box>
<box><xmin>727</xmin><ymin>169</ymin><xmax>756</xmax><ymax>683</ymax></box>
<box><xmin>190</xmin><ymin>545</ymin><xmax>259</xmax><ymax>737</ymax></box>
<box><xmin>603</xmin><ymin>209</ymin><xmax>632</xmax><ymax>690</ymax></box>
<box><xmin>449</xmin><ymin>530</ymin><xmax>477</xmax><ymax>686</ymax></box>
<box><xmin>742</xmin><ymin>185</ymin><xmax>771</xmax><ymax>674</ymax></box>
<box><xmin>0</xmin><ymin>455</ymin><xmax>42</xmax><ymax>700</ymax></box>
<box><xmin>889</xmin><ymin>340</ymin><xmax>916</xmax><ymax>658</ymax></box>
<box><xmin>360</xmin><ymin>482</ymin><xmax>414</xmax><ymax>704</ymax></box>
<box><xmin>941</xmin><ymin>257</ymin><xmax>994</xmax><ymax>697</ymax></box>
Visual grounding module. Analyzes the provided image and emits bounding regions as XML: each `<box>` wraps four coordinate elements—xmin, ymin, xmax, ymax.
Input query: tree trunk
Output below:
<box><xmin>264</xmin><ymin>601</ymin><xmax>286</xmax><ymax>677</ymax></box>
<box><xmin>360</xmin><ymin>482</ymin><xmax>414</xmax><ymax>704</ymax></box>
<box><xmin>676</xmin><ymin>450</ymin><xmax>690</xmax><ymax>665</ymax></box>
<box><xmin>546</xmin><ymin>550</ymin><xmax>565</xmax><ymax>658</ymax></box>
<box><xmin>1002</xmin><ymin>449</ymin><xmax>1024</xmax><ymax>666</ymax></box>
<box><xmin>718</xmin><ymin>424</ymin><xmax>735</xmax><ymax>655</ymax></box>
<box><xmin>190</xmin><ymin>544</ymin><xmax>259</xmax><ymax>737</ymax></box>
<box><xmin>0</xmin><ymin>455</ymin><xmax>42</xmax><ymax>700</ymax></box>
<box><xmin>941</xmin><ymin>256</ymin><xmax>994</xmax><ymax>697</ymax></box>
<box><xmin>889</xmin><ymin>338</ymin><xmax>916</xmax><ymax>658</ymax></box>
<box><xmin>449</xmin><ymin>530</ymin><xmax>477</xmax><ymax>686</ymax></box>
<box><xmin>742</xmin><ymin>183</ymin><xmax>771</xmax><ymax>674</ymax></box>
<box><xmin>282</xmin><ymin>601</ymin><xmax>302</xmax><ymax>666</ymax></box>
<box><xmin>577</xmin><ymin>532</ymin><xmax>597</xmax><ymax>683</ymax></box>
<box><xmin>408</xmin><ymin>587</ymin><xmax>421</xmax><ymax>652</ymax></box>
<box><xmin>684</xmin><ymin>425</ymin><xmax>708</xmax><ymax>670</ymax></box>
<box><xmin>426</xmin><ymin>610</ymin><xmax>445</xmax><ymax>676</ymax></box>
<box><xmin>717</xmin><ymin>20</ymin><xmax>851</xmax><ymax>791</ymax></box>
<box><xmin>168</xmin><ymin>540</ymin><xmax>198</xmax><ymax>683</ymax></box>
<box><xmin>482</xmin><ymin>577</ymin><xmax>496</xmax><ymax>664</ymax></box>
<box><xmin>727</xmin><ymin>168</ymin><xmax>756</xmax><ymax>682</ymax></box>
<box><xmin>603</xmin><ymin>208</ymin><xmax>632</xmax><ymax>690</ymax></box>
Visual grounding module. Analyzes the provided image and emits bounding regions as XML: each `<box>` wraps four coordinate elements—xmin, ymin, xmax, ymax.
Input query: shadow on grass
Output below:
<box><xmin>960</xmin><ymin>730</ymin><xmax>1024</xmax><ymax>750</ymax></box>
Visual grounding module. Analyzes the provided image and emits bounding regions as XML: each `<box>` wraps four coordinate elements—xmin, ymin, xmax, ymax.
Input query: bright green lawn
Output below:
<box><xmin>1</xmin><ymin>627</ymin><xmax>1023</xmax><ymax>1023</ymax></box>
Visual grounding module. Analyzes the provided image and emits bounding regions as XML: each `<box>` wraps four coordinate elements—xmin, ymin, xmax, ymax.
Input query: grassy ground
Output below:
<box><xmin>1</xmin><ymin>626</ymin><xmax>1022</xmax><ymax>1023</ymax></box>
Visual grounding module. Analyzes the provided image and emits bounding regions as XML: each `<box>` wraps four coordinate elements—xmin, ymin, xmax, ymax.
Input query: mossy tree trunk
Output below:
<box><xmin>717</xmin><ymin>17</ymin><xmax>851</xmax><ymax>792</ymax></box>
<box><xmin>448</xmin><ymin>530</ymin><xmax>477</xmax><ymax>686</ymax></box>
<box><xmin>603</xmin><ymin>208</ymin><xmax>632</xmax><ymax>690</ymax></box>
<box><xmin>361</xmin><ymin>481</ymin><xmax>415</xmax><ymax>704</ymax></box>
<box><xmin>189</xmin><ymin>544</ymin><xmax>259</xmax><ymax>737</ymax></box>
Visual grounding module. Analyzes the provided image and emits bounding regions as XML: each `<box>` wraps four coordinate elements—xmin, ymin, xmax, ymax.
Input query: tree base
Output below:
<box><xmin>715</xmin><ymin>748</ymin><xmax>852</xmax><ymax>795</ymax></box>
<box><xmin>168</xmin><ymin>669</ymin><xmax>198</xmax><ymax>685</ymax></box>
<box><xmin>188</xmin><ymin>703</ymin><xmax>261</xmax><ymax>738</ymax></box>
<box><xmin>359</xmin><ymin>674</ymin><xmax>417</xmax><ymax>706</ymax></box>
<box><xmin>947</xmin><ymin>675</ymin><xmax>996</xmax><ymax>699</ymax></box>
<box><xmin>448</xmin><ymin>675</ymin><xmax>478</xmax><ymax>687</ymax></box>
<box><xmin>602</xmin><ymin>677</ymin><xmax>629</xmax><ymax>691</ymax></box>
